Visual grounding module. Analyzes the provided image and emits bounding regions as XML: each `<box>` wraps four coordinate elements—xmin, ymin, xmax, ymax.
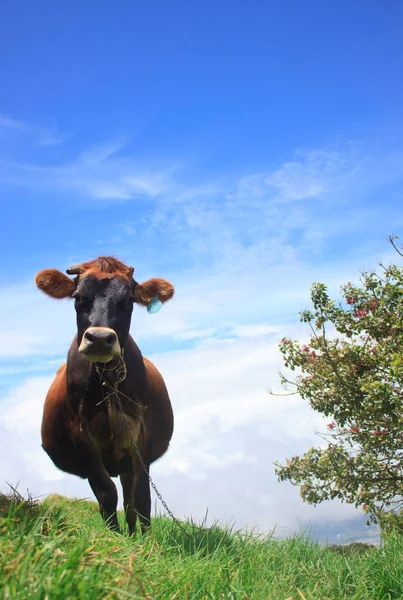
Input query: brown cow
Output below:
<box><xmin>35</xmin><ymin>256</ymin><xmax>174</xmax><ymax>534</ymax></box>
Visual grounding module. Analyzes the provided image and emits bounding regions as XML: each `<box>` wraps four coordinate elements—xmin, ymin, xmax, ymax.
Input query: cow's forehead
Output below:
<box><xmin>77</xmin><ymin>273</ymin><xmax>133</xmax><ymax>296</ymax></box>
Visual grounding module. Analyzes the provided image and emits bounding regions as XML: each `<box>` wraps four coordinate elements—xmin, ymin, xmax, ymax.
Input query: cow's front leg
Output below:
<box><xmin>135</xmin><ymin>461</ymin><xmax>151</xmax><ymax>534</ymax></box>
<box><xmin>88</xmin><ymin>469</ymin><xmax>120</xmax><ymax>532</ymax></box>
<box><xmin>120</xmin><ymin>470</ymin><xmax>137</xmax><ymax>535</ymax></box>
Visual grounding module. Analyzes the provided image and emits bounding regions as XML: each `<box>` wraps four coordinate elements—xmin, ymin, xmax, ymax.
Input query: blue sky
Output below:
<box><xmin>0</xmin><ymin>0</ymin><xmax>402</xmax><ymax>541</ymax></box>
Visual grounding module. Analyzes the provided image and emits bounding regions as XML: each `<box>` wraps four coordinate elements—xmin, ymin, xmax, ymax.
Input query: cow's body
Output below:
<box><xmin>36</xmin><ymin>256</ymin><xmax>174</xmax><ymax>533</ymax></box>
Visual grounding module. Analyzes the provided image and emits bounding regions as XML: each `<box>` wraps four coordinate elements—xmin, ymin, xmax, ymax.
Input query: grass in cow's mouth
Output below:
<box><xmin>0</xmin><ymin>491</ymin><xmax>402</xmax><ymax>599</ymax></box>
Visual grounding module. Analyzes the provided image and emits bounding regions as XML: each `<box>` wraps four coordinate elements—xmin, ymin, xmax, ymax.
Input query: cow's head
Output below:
<box><xmin>35</xmin><ymin>256</ymin><xmax>174</xmax><ymax>363</ymax></box>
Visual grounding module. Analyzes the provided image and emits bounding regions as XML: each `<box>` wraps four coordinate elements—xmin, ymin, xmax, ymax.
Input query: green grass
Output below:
<box><xmin>1</xmin><ymin>491</ymin><xmax>402</xmax><ymax>599</ymax></box>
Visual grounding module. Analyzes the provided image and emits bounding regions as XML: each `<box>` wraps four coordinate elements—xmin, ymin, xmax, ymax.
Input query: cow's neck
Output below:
<box><xmin>66</xmin><ymin>335</ymin><xmax>147</xmax><ymax>416</ymax></box>
<box><xmin>94</xmin><ymin>354</ymin><xmax>127</xmax><ymax>392</ymax></box>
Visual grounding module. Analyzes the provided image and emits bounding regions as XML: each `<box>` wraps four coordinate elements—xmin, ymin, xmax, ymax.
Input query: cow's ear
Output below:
<box><xmin>35</xmin><ymin>269</ymin><xmax>76</xmax><ymax>299</ymax></box>
<box><xmin>133</xmin><ymin>278</ymin><xmax>174</xmax><ymax>307</ymax></box>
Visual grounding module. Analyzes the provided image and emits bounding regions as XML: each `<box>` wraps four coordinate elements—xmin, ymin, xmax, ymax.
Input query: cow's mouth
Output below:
<box><xmin>81</xmin><ymin>352</ymin><xmax>117</xmax><ymax>363</ymax></box>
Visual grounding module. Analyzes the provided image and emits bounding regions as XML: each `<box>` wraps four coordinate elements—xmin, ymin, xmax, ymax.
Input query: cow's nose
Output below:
<box><xmin>84</xmin><ymin>329</ymin><xmax>117</xmax><ymax>347</ymax></box>
<box><xmin>79</xmin><ymin>327</ymin><xmax>121</xmax><ymax>361</ymax></box>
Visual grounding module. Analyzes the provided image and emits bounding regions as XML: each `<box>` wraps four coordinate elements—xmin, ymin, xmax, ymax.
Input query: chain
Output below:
<box><xmin>95</xmin><ymin>360</ymin><xmax>188</xmax><ymax>535</ymax></box>
<box><xmin>125</xmin><ymin>418</ymin><xmax>188</xmax><ymax>534</ymax></box>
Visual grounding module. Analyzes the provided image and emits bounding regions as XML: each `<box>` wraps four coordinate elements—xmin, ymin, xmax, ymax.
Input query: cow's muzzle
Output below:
<box><xmin>78</xmin><ymin>327</ymin><xmax>121</xmax><ymax>363</ymax></box>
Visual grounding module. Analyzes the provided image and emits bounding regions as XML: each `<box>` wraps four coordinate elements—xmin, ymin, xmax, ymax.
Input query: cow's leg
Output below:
<box><xmin>120</xmin><ymin>471</ymin><xmax>137</xmax><ymax>535</ymax></box>
<box><xmin>88</xmin><ymin>469</ymin><xmax>120</xmax><ymax>532</ymax></box>
<box><xmin>135</xmin><ymin>464</ymin><xmax>151</xmax><ymax>534</ymax></box>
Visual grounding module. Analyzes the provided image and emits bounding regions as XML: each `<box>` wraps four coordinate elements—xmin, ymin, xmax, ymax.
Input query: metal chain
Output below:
<box><xmin>96</xmin><ymin>361</ymin><xmax>189</xmax><ymax>535</ymax></box>
<box><xmin>126</xmin><ymin>422</ymin><xmax>188</xmax><ymax>534</ymax></box>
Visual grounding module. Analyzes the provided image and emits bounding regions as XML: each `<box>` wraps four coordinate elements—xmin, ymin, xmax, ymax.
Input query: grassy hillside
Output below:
<box><xmin>1</xmin><ymin>492</ymin><xmax>403</xmax><ymax>599</ymax></box>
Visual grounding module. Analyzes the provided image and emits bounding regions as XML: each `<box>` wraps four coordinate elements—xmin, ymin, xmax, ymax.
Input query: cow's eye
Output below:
<box><xmin>73</xmin><ymin>293</ymin><xmax>91</xmax><ymax>308</ymax></box>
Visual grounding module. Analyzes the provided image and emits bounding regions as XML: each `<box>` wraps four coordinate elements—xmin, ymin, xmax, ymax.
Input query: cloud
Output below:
<box><xmin>0</xmin><ymin>114</ymin><xmax>27</xmax><ymax>131</ymax></box>
<box><xmin>0</xmin><ymin>376</ymin><xmax>67</xmax><ymax>487</ymax></box>
<box><xmin>1</xmin><ymin>376</ymin><xmax>50</xmax><ymax>434</ymax></box>
<box><xmin>0</xmin><ymin>332</ymin><xmax>367</xmax><ymax>539</ymax></box>
<box><xmin>2</xmin><ymin>138</ymin><xmax>403</xmax><ymax>275</ymax></box>
<box><xmin>0</xmin><ymin>112</ymin><xmax>65</xmax><ymax>146</ymax></box>
<box><xmin>1</xmin><ymin>126</ymin><xmax>403</xmax><ymax>226</ymax></box>
<box><xmin>36</xmin><ymin>132</ymin><xmax>65</xmax><ymax>147</ymax></box>
<box><xmin>0</xmin><ymin>283</ymin><xmax>75</xmax><ymax>358</ymax></box>
<box><xmin>0</xmin><ymin>231</ymin><xmax>395</xmax><ymax>363</ymax></box>
<box><xmin>232</xmin><ymin>145</ymin><xmax>403</xmax><ymax>210</ymax></box>
<box><xmin>232</xmin><ymin>149</ymin><xmax>349</xmax><ymax>204</ymax></box>
<box><xmin>0</xmin><ymin>138</ymin><xmax>360</xmax><ymax>205</ymax></box>
<box><xmin>1</xmin><ymin>140</ymin><xmax>180</xmax><ymax>201</ymax></box>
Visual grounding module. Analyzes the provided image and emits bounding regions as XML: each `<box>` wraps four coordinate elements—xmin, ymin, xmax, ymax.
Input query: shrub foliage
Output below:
<box><xmin>275</xmin><ymin>237</ymin><xmax>403</xmax><ymax>523</ymax></box>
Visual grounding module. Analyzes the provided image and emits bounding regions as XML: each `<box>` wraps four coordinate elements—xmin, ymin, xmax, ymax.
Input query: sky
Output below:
<box><xmin>0</xmin><ymin>0</ymin><xmax>403</xmax><ymax>543</ymax></box>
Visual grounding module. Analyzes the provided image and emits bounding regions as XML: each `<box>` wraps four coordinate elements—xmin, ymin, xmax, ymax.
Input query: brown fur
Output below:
<box><xmin>78</xmin><ymin>256</ymin><xmax>134</xmax><ymax>280</ymax></box>
<box><xmin>42</xmin><ymin>364</ymin><xmax>68</xmax><ymax>433</ymax></box>
<box><xmin>134</xmin><ymin>278</ymin><xmax>175</xmax><ymax>306</ymax></box>
<box><xmin>35</xmin><ymin>269</ymin><xmax>76</xmax><ymax>299</ymax></box>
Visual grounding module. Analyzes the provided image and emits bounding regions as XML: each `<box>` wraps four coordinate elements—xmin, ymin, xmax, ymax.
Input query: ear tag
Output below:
<box><xmin>147</xmin><ymin>295</ymin><xmax>163</xmax><ymax>314</ymax></box>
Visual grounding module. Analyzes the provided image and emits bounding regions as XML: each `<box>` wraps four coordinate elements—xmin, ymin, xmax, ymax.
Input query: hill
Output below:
<box><xmin>1</xmin><ymin>492</ymin><xmax>403</xmax><ymax>599</ymax></box>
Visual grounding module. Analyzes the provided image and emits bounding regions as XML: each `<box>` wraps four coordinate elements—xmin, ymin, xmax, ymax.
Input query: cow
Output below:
<box><xmin>35</xmin><ymin>256</ymin><xmax>174</xmax><ymax>534</ymax></box>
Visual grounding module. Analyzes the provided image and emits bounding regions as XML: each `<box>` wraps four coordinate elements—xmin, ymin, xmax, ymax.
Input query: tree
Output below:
<box><xmin>275</xmin><ymin>237</ymin><xmax>403</xmax><ymax>523</ymax></box>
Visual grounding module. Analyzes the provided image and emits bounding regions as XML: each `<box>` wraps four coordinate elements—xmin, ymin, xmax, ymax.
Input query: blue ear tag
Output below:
<box><xmin>147</xmin><ymin>295</ymin><xmax>163</xmax><ymax>314</ymax></box>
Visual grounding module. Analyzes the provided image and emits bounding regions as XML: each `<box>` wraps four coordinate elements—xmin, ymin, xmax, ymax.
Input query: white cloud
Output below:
<box><xmin>174</xmin><ymin>327</ymin><xmax>217</xmax><ymax>341</ymax></box>
<box><xmin>264</xmin><ymin>149</ymin><xmax>355</xmax><ymax>202</ymax></box>
<box><xmin>0</xmin><ymin>283</ymin><xmax>75</xmax><ymax>358</ymax></box>
<box><xmin>37</xmin><ymin>132</ymin><xmax>65</xmax><ymax>147</ymax></box>
<box><xmin>231</xmin><ymin>323</ymin><xmax>282</xmax><ymax>338</ymax></box>
<box><xmin>0</xmin><ymin>140</ymin><xmax>178</xmax><ymax>201</ymax></box>
<box><xmin>150</xmin><ymin>337</ymin><xmax>370</xmax><ymax>536</ymax></box>
<box><xmin>0</xmin><ymin>376</ymin><xmax>50</xmax><ymax>434</ymax></box>
<box><xmin>0</xmin><ymin>233</ymin><xmax>394</xmax><ymax>363</ymax></box>
<box><xmin>231</xmin><ymin>146</ymin><xmax>403</xmax><ymax>212</ymax></box>
<box><xmin>0</xmin><ymin>112</ymin><xmax>65</xmax><ymax>146</ymax></box>
<box><xmin>1</xmin><ymin>135</ymin><xmax>403</xmax><ymax>240</ymax></box>
<box><xmin>230</xmin><ymin>148</ymin><xmax>353</xmax><ymax>206</ymax></box>
<box><xmin>0</xmin><ymin>332</ymin><xmax>364</xmax><ymax>538</ymax></box>
<box><xmin>0</xmin><ymin>114</ymin><xmax>27</xmax><ymax>131</ymax></box>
